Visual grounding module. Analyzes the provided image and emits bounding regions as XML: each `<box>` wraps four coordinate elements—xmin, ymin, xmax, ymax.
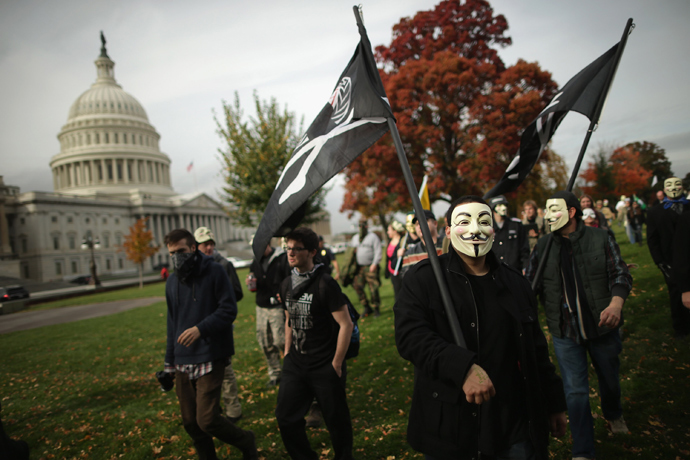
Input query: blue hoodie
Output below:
<box><xmin>165</xmin><ymin>252</ymin><xmax>237</xmax><ymax>365</ymax></box>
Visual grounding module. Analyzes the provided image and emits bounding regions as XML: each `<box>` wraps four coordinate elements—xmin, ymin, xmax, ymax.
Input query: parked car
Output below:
<box><xmin>0</xmin><ymin>285</ymin><xmax>30</xmax><ymax>301</ymax></box>
<box><xmin>227</xmin><ymin>256</ymin><xmax>252</xmax><ymax>269</ymax></box>
<box><xmin>69</xmin><ymin>275</ymin><xmax>92</xmax><ymax>285</ymax></box>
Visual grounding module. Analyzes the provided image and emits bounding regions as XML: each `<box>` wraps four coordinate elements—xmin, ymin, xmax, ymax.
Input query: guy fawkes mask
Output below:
<box><xmin>545</xmin><ymin>198</ymin><xmax>570</xmax><ymax>232</ymax></box>
<box><xmin>664</xmin><ymin>177</ymin><xmax>684</xmax><ymax>199</ymax></box>
<box><xmin>449</xmin><ymin>203</ymin><xmax>495</xmax><ymax>258</ymax></box>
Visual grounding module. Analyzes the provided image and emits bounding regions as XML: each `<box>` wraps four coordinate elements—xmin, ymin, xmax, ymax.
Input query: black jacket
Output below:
<box><xmin>394</xmin><ymin>250</ymin><xmax>566</xmax><ymax>459</ymax></box>
<box><xmin>492</xmin><ymin>217</ymin><xmax>530</xmax><ymax>270</ymax></box>
<box><xmin>212</xmin><ymin>251</ymin><xmax>243</xmax><ymax>302</ymax></box>
<box><xmin>165</xmin><ymin>253</ymin><xmax>237</xmax><ymax>365</ymax></box>
<box><xmin>647</xmin><ymin>203</ymin><xmax>690</xmax><ymax>266</ymax></box>
<box><xmin>673</xmin><ymin>211</ymin><xmax>690</xmax><ymax>292</ymax></box>
<box><xmin>250</xmin><ymin>248</ymin><xmax>290</xmax><ymax>308</ymax></box>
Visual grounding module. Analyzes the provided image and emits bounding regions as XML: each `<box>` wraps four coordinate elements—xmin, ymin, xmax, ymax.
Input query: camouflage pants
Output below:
<box><xmin>352</xmin><ymin>264</ymin><xmax>380</xmax><ymax>311</ymax></box>
<box><xmin>221</xmin><ymin>359</ymin><xmax>242</xmax><ymax>418</ymax></box>
<box><xmin>256</xmin><ymin>306</ymin><xmax>285</xmax><ymax>381</ymax></box>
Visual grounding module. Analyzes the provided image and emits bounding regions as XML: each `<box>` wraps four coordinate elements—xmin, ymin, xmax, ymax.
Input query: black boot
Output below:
<box><xmin>236</xmin><ymin>430</ymin><xmax>258</xmax><ymax>460</ymax></box>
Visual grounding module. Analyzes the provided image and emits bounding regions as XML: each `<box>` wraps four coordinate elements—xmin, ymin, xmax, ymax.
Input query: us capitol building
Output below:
<box><xmin>0</xmin><ymin>37</ymin><xmax>255</xmax><ymax>282</ymax></box>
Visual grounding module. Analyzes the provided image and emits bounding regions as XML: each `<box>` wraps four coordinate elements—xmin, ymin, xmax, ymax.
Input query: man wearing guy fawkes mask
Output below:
<box><xmin>394</xmin><ymin>196</ymin><xmax>567</xmax><ymax>460</ymax></box>
<box><xmin>488</xmin><ymin>195</ymin><xmax>530</xmax><ymax>272</ymax></box>
<box><xmin>647</xmin><ymin>177</ymin><xmax>690</xmax><ymax>339</ymax></box>
<box><xmin>526</xmin><ymin>191</ymin><xmax>632</xmax><ymax>460</ymax></box>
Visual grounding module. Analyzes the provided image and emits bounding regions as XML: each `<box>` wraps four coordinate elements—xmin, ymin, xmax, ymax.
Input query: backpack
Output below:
<box><xmin>339</xmin><ymin>291</ymin><xmax>360</xmax><ymax>359</ymax></box>
<box><xmin>284</xmin><ymin>270</ymin><xmax>361</xmax><ymax>360</ymax></box>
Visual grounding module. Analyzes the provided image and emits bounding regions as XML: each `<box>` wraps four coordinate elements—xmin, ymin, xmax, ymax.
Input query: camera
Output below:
<box><xmin>155</xmin><ymin>370</ymin><xmax>175</xmax><ymax>392</ymax></box>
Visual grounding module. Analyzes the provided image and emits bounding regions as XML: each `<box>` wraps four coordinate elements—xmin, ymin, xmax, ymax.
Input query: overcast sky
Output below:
<box><xmin>1</xmin><ymin>0</ymin><xmax>688</xmax><ymax>232</ymax></box>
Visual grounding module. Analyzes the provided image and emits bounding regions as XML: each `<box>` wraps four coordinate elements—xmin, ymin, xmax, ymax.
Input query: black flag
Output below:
<box><xmin>252</xmin><ymin>21</ymin><xmax>392</xmax><ymax>260</ymax></box>
<box><xmin>484</xmin><ymin>43</ymin><xmax>621</xmax><ymax>199</ymax></box>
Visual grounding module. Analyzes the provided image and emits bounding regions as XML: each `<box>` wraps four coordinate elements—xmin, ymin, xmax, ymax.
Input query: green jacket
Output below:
<box><xmin>535</xmin><ymin>221</ymin><xmax>625</xmax><ymax>339</ymax></box>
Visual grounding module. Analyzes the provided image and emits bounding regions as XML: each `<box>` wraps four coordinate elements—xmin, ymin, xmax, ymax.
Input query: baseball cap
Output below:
<box><xmin>194</xmin><ymin>227</ymin><xmax>215</xmax><ymax>244</ymax></box>
<box><xmin>412</xmin><ymin>209</ymin><xmax>436</xmax><ymax>223</ymax></box>
<box><xmin>488</xmin><ymin>195</ymin><xmax>508</xmax><ymax>210</ymax></box>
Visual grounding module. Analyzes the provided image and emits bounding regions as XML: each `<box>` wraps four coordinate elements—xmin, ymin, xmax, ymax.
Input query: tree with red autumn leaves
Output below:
<box><xmin>341</xmin><ymin>0</ymin><xmax>564</xmax><ymax>222</ymax></box>
<box><xmin>120</xmin><ymin>217</ymin><xmax>159</xmax><ymax>289</ymax></box>
<box><xmin>580</xmin><ymin>144</ymin><xmax>654</xmax><ymax>201</ymax></box>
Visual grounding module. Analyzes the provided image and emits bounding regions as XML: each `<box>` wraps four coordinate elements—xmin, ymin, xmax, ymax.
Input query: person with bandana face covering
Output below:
<box><xmin>647</xmin><ymin>177</ymin><xmax>690</xmax><ymax>339</ymax></box>
<box><xmin>163</xmin><ymin>229</ymin><xmax>258</xmax><ymax>460</ymax></box>
<box><xmin>488</xmin><ymin>195</ymin><xmax>530</xmax><ymax>272</ymax></box>
<box><xmin>394</xmin><ymin>196</ymin><xmax>567</xmax><ymax>460</ymax></box>
<box><xmin>526</xmin><ymin>191</ymin><xmax>632</xmax><ymax>460</ymax></box>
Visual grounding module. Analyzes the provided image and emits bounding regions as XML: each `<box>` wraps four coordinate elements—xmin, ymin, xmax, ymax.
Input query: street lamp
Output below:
<box><xmin>81</xmin><ymin>235</ymin><xmax>101</xmax><ymax>286</ymax></box>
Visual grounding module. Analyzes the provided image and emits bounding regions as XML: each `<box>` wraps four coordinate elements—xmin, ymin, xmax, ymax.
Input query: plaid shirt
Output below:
<box><xmin>164</xmin><ymin>357</ymin><xmax>230</xmax><ymax>380</ymax></box>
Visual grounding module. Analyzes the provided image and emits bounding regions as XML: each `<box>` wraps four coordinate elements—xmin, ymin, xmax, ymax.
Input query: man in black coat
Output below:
<box><xmin>647</xmin><ymin>177</ymin><xmax>690</xmax><ymax>338</ymax></box>
<box><xmin>164</xmin><ymin>229</ymin><xmax>257</xmax><ymax>460</ymax></box>
<box><xmin>488</xmin><ymin>195</ymin><xmax>530</xmax><ymax>272</ymax></box>
<box><xmin>394</xmin><ymin>196</ymin><xmax>566</xmax><ymax>460</ymax></box>
<box><xmin>673</xmin><ymin>210</ymin><xmax>690</xmax><ymax>311</ymax></box>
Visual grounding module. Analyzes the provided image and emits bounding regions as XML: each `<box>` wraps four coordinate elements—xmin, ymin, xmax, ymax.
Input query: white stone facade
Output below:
<box><xmin>2</xmin><ymin>37</ymin><xmax>253</xmax><ymax>282</ymax></box>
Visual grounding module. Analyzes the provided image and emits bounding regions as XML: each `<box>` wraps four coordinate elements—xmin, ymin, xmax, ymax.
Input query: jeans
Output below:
<box><xmin>425</xmin><ymin>440</ymin><xmax>535</xmax><ymax>460</ymax></box>
<box><xmin>552</xmin><ymin>332</ymin><xmax>623</xmax><ymax>459</ymax></box>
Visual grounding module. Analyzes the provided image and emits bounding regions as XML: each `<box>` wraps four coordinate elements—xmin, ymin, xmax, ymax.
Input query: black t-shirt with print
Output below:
<box><xmin>281</xmin><ymin>267</ymin><xmax>345</xmax><ymax>369</ymax></box>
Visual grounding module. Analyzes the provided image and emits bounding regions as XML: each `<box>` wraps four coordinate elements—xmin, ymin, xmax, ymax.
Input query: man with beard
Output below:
<box><xmin>395</xmin><ymin>196</ymin><xmax>567</xmax><ymax>460</ymax></box>
<box><xmin>527</xmin><ymin>191</ymin><xmax>632</xmax><ymax>460</ymax></box>
<box><xmin>164</xmin><ymin>229</ymin><xmax>257</xmax><ymax>460</ymax></box>
<box><xmin>647</xmin><ymin>177</ymin><xmax>690</xmax><ymax>339</ymax></box>
<box><xmin>522</xmin><ymin>199</ymin><xmax>546</xmax><ymax>251</ymax></box>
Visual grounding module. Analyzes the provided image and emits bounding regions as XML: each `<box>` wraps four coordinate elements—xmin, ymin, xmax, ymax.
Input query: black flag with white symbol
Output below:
<box><xmin>485</xmin><ymin>43</ymin><xmax>620</xmax><ymax>199</ymax></box>
<box><xmin>252</xmin><ymin>19</ymin><xmax>392</xmax><ymax>260</ymax></box>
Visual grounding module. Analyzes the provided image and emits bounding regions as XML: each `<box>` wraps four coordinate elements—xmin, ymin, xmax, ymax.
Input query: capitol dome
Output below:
<box><xmin>50</xmin><ymin>34</ymin><xmax>174</xmax><ymax>197</ymax></box>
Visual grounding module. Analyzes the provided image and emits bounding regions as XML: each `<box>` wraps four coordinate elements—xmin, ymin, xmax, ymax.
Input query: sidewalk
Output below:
<box><xmin>28</xmin><ymin>274</ymin><xmax>161</xmax><ymax>300</ymax></box>
<box><xmin>0</xmin><ymin>297</ymin><xmax>165</xmax><ymax>334</ymax></box>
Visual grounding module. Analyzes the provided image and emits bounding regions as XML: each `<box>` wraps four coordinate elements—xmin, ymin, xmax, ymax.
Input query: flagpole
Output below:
<box><xmin>531</xmin><ymin>18</ymin><xmax>633</xmax><ymax>291</ymax></box>
<box><xmin>352</xmin><ymin>6</ymin><xmax>466</xmax><ymax>349</ymax></box>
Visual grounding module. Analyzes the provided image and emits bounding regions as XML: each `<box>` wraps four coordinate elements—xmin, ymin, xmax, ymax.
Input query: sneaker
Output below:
<box><xmin>608</xmin><ymin>416</ymin><xmax>629</xmax><ymax>434</ymax></box>
<box><xmin>305</xmin><ymin>403</ymin><xmax>323</xmax><ymax>428</ymax></box>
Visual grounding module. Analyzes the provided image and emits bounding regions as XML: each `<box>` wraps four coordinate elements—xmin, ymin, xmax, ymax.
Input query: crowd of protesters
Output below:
<box><xmin>10</xmin><ymin>178</ymin><xmax>675</xmax><ymax>460</ymax></box>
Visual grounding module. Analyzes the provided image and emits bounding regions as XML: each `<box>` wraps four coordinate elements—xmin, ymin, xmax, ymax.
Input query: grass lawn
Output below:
<box><xmin>1</xmin><ymin>226</ymin><xmax>689</xmax><ymax>459</ymax></box>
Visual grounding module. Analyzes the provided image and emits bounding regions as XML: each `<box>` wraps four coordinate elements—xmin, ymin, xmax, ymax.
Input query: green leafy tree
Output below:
<box><xmin>215</xmin><ymin>91</ymin><xmax>326</xmax><ymax>227</ymax></box>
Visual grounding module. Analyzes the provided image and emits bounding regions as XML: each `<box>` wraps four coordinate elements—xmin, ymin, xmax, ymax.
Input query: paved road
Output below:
<box><xmin>0</xmin><ymin>297</ymin><xmax>165</xmax><ymax>335</ymax></box>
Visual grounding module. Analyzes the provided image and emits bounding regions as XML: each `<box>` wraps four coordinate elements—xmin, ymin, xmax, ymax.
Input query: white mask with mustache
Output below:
<box><xmin>545</xmin><ymin>198</ymin><xmax>569</xmax><ymax>232</ymax></box>
<box><xmin>664</xmin><ymin>177</ymin><xmax>684</xmax><ymax>199</ymax></box>
<box><xmin>449</xmin><ymin>203</ymin><xmax>495</xmax><ymax>258</ymax></box>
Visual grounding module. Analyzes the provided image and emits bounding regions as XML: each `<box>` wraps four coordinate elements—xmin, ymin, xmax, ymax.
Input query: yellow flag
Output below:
<box><xmin>419</xmin><ymin>176</ymin><xmax>430</xmax><ymax>210</ymax></box>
